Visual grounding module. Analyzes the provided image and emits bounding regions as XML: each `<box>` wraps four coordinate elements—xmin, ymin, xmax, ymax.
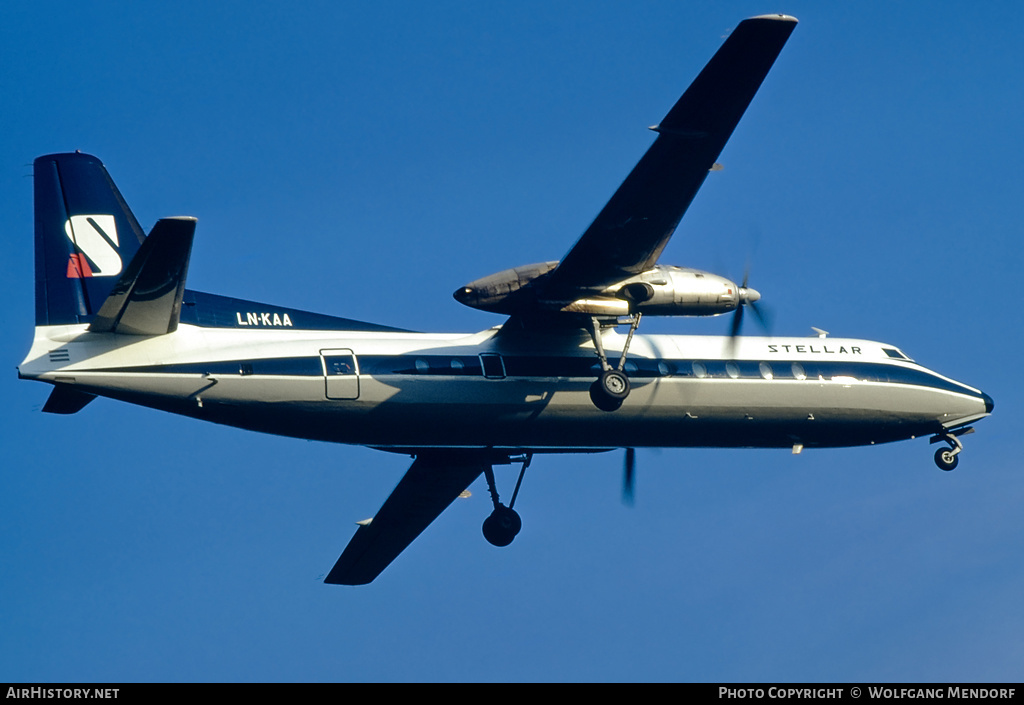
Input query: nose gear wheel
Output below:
<box><xmin>930</xmin><ymin>429</ymin><xmax>971</xmax><ymax>471</ymax></box>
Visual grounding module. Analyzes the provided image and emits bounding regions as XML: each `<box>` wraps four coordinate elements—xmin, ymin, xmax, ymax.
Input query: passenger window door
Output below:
<box><xmin>321</xmin><ymin>349</ymin><xmax>359</xmax><ymax>400</ymax></box>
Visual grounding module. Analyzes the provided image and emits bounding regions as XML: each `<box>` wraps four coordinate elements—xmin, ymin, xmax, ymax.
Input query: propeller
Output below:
<box><xmin>622</xmin><ymin>447</ymin><xmax>636</xmax><ymax>505</ymax></box>
<box><xmin>727</xmin><ymin>270</ymin><xmax>771</xmax><ymax>354</ymax></box>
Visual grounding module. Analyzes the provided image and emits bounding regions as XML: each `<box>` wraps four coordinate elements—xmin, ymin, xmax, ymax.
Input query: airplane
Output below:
<box><xmin>18</xmin><ymin>14</ymin><xmax>993</xmax><ymax>585</ymax></box>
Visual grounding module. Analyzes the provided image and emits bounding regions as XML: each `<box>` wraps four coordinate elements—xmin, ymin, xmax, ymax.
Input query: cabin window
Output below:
<box><xmin>414</xmin><ymin>358</ymin><xmax>430</xmax><ymax>373</ymax></box>
<box><xmin>692</xmin><ymin>361</ymin><xmax>707</xmax><ymax>378</ymax></box>
<box><xmin>791</xmin><ymin>362</ymin><xmax>806</xmax><ymax>380</ymax></box>
<box><xmin>759</xmin><ymin>362</ymin><xmax>773</xmax><ymax>380</ymax></box>
<box><xmin>658</xmin><ymin>361</ymin><xmax>672</xmax><ymax>376</ymax></box>
<box><xmin>327</xmin><ymin>358</ymin><xmax>355</xmax><ymax>375</ymax></box>
<box><xmin>451</xmin><ymin>358</ymin><xmax>465</xmax><ymax>370</ymax></box>
<box><xmin>725</xmin><ymin>362</ymin><xmax>740</xmax><ymax>379</ymax></box>
<box><xmin>480</xmin><ymin>353</ymin><xmax>506</xmax><ymax>379</ymax></box>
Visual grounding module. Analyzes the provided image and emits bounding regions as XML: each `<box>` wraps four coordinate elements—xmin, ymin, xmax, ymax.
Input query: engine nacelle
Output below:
<box><xmin>453</xmin><ymin>261</ymin><xmax>559</xmax><ymax>313</ymax></box>
<box><xmin>610</xmin><ymin>265</ymin><xmax>757</xmax><ymax>316</ymax></box>
<box><xmin>454</xmin><ymin>262</ymin><xmax>758</xmax><ymax>318</ymax></box>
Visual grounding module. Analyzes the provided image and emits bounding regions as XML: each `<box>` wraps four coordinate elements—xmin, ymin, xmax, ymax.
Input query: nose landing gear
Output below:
<box><xmin>931</xmin><ymin>427</ymin><xmax>974</xmax><ymax>471</ymax></box>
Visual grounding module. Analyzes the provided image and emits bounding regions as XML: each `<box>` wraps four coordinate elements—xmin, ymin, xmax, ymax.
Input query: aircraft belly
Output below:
<box><xmin>49</xmin><ymin>371</ymin><xmax>216</xmax><ymax>400</ymax></box>
<box><xmin>190</xmin><ymin>375</ymin><xmax>325</xmax><ymax>404</ymax></box>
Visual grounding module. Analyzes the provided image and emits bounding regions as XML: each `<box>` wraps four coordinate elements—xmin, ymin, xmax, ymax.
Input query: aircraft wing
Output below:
<box><xmin>541</xmin><ymin>15</ymin><xmax>797</xmax><ymax>299</ymax></box>
<box><xmin>325</xmin><ymin>454</ymin><xmax>486</xmax><ymax>585</ymax></box>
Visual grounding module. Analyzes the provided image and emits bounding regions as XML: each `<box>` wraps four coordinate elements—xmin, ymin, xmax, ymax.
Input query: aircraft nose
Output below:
<box><xmin>454</xmin><ymin>286</ymin><xmax>476</xmax><ymax>305</ymax></box>
<box><xmin>982</xmin><ymin>391</ymin><xmax>994</xmax><ymax>414</ymax></box>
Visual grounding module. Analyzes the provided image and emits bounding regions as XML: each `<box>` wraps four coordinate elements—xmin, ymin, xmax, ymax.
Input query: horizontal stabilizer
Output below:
<box><xmin>89</xmin><ymin>217</ymin><xmax>196</xmax><ymax>335</ymax></box>
<box><xmin>325</xmin><ymin>455</ymin><xmax>484</xmax><ymax>585</ymax></box>
<box><xmin>42</xmin><ymin>385</ymin><xmax>96</xmax><ymax>414</ymax></box>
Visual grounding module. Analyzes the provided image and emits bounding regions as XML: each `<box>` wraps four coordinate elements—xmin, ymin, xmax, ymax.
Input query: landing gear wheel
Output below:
<box><xmin>934</xmin><ymin>447</ymin><xmax>959</xmax><ymax>471</ymax></box>
<box><xmin>600</xmin><ymin>369</ymin><xmax>630</xmax><ymax>398</ymax></box>
<box><xmin>584</xmin><ymin>315</ymin><xmax>639</xmax><ymax>412</ymax></box>
<box><xmin>482</xmin><ymin>505</ymin><xmax>522</xmax><ymax>547</ymax></box>
<box><xmin>590</xmin><ymin>370</ymin><xmax>630</xmax><ymax>412</ymax></box>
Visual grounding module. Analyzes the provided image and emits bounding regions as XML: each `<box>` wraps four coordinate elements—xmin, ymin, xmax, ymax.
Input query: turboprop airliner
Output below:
<box><xmin>18</xmin><ymin>15</ymin><xmax>993</xmax><ymax>585</ymax></box>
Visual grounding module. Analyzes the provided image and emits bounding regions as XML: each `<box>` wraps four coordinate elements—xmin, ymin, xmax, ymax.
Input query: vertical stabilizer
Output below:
<box><xmin>34</xmin><ymin>153</ymin><xmax>146</xmax><ymax>325</ymax></box>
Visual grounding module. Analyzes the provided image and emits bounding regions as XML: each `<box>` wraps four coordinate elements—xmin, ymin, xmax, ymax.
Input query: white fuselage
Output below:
<box><xmin>18</xmin><ymin>324</ymin><xmax>991</xmax><ymax>454</ymax></box>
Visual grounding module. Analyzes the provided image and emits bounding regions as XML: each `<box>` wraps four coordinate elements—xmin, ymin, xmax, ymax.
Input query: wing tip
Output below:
<box><xmin>324</xmin><ymin>572</ymin><xmax>373</xmax><ymax>586</ymax></box>
<box><xmin>747</xmin><ymin>14</ymin><xmax>798</xmax><ymax>23</ymax></box>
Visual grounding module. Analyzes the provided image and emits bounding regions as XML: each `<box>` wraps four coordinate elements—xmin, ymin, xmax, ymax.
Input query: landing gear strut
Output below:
<box><xmin>586</xmin><ymin>314</ymin><xmax>641</xmax><ymax>412</ymax></box>
<box><xmin>930</xmin><ymin>428</ymin><xmax>973</xmax><ymax>471</ymax></box>
<box><xmin>481</xmin><ymin>454</ymin><xmax>530</xmax><ymax>547</ymax></box>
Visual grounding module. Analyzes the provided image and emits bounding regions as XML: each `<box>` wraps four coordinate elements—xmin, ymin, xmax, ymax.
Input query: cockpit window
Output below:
<box><xmin>882</xmin><ymin>347</ymin><xmax>911</xmax><ymax>361</ymax></box>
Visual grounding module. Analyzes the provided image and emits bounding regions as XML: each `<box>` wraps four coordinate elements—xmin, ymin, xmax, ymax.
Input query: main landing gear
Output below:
<box><xmin>930</xmin><ymin>427</ymin><xmax>974</xmax><ymax>471</ymax></box>
<box><xmin>481</xmin><ymin>454</ymin><xmax>530</xmax><ymax>547</ymax></box>
<box><xmin>586</xmin><ymin>314</ymin><xmax>641</xmax><ymax>412</ymax></box>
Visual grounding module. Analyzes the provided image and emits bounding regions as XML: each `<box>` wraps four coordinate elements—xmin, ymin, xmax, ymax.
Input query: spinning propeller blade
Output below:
<box><xmin>623</xmin><ymin>447</ymin><xmax>636</xmax><ymax>505</ymax></box>
<box><xmin>727</xmin><ymin>268</ymin><xmax>770</xmax><ymax>355</ymax></box>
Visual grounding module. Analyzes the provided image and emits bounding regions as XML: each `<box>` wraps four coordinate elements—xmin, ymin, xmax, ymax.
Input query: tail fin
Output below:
<box><xmin>33</xmin><ymin>152</ymin><xmax>146</xmax><ymax>325</ymax></box>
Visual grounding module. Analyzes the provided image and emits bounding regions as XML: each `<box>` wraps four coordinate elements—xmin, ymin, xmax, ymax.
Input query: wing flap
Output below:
<box><xmin>543</xmin><ymin>15</ymin><xmax>797</xmax><ymax>297</ymax></box>
<box><xmin>89</xmin><ymin>217</ymin><xmax>196</xmax><ymax>335</ymax></box>
<box><xmin>325</xmin><ymin>454</ymin><xmax>485</xmax><ymax>585</ymax></box>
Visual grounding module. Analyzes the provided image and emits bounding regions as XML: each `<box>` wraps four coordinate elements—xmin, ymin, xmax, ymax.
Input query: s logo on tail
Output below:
<box><xmin>64</xmin><ymin>215</ymin><xmax>121</xmax><ymax>278</ymax></box>
<box><xmin>33</xmin><ymin>152</ymin><xmax>145</xmax><ymax>325</ymax></box>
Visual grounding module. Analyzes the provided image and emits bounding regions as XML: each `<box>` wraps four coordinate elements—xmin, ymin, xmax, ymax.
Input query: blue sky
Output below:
<box><xmin>1</xmin><ymin>1</ymin><xmax>1021</xmax><ymax>682</ymax></box>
